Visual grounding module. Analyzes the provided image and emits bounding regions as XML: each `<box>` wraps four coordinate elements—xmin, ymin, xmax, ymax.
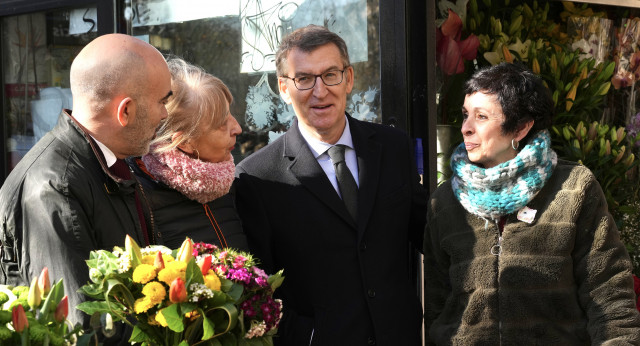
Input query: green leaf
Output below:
<box><xmin>129</xmin><ymin>325</ymin><xmax>149</xmax><ymax>343</ymax></box>
<box><xmin>186</xmin><ymin>259</ymin><xmax>204</xmax><ymax>286</ymax></box>
<box><xmin>226</xmin><ymin>283</ymin><xmax>243</xmax><ymax>302</ymax></box>
<box><xmin>202</xmin><ymin>315</ymin><xmax>215</xmax><ymax>340</ymax></box>
<box><xmin>75</xmin><ymin>301</ymin><xmax>126</xmax><ymax>319</ymax></box>
<box><xmin>38</xmin><ymin>278</ymin><xmax>64</xmax><ymax>322</ymax></box>
<box><xmin>161</xmin><ymin>304</ymin><xmax>185</xmax><ymax>333</ymax></box>
<box><xmin>178</xmin><ymin>341</ymin><xmax>189</xmax><ymax>346</ymax></box>
<box><xmin>268</xmin><ymin>270</ymin><xmax>285</xmax><ymax>291</ymax></box>
<box><xmin>596</xmin><ymin>82</ymin><xmax>611</xmax><ymax>96</ymax></box>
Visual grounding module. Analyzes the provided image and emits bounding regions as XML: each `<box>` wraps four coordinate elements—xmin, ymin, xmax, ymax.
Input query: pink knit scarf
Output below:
<box><xmin>141</xmin><ymin>146</ymin><xmax>235</xmax><ymax>204</ymax></box>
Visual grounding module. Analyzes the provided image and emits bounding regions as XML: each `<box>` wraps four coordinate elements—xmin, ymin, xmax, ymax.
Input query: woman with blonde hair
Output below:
<box><xmin>129</xmin><ymin>57</ymin><xmax>247</xmax><ymax>250</ymax></box>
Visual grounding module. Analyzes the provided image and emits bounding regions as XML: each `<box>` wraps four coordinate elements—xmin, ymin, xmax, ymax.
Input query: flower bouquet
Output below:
<box><xmin>0</xmin><ymin>267</ymin><xmax>83</xmax><ymax>345</ymax></box>
<box><xmin>77</xmin><ymin>236</ymin><xmax>284</xmax><ymax>345</ymax></box>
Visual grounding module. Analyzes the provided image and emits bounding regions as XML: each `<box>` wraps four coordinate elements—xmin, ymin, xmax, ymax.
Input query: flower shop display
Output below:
<box><xmin>0</xmin><ymin>267</ymin><xmax>84</xmax><ymax>345</ymax></box>
<box><xmin>77</xmin><ymin>236</ymin><xmax>284</xmax><ymax>346</ymax></box>
<box><xmin>568</xmin><ymin>16</ymin><xmax>612</xmax><ymax>65</ymax></box>
<box><xmin>436</xmin><ymin>0</ymin><xmax>640</xmax><ymax>273</ymax></box>
<box><xmin>611</xmin><ymin>18</ymin><xmax>640</xmax><ymax>90</ymax></box>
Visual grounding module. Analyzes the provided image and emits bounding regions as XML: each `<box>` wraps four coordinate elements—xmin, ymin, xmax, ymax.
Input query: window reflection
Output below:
<box><xmin>1</xmin><ymin>8</ymin><xmax>97</xmax><ymax>171</ymax></box>
<box><xmin>130</xmin><ymin>0</ymin><xmax>380</xmax><ymax>163</ymax></box>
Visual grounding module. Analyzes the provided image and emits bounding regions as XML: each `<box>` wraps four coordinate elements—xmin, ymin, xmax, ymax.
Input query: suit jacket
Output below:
<box><xmin>234</xmin><ymin>115</ymin><xmax>427</xmax><ymax>346</ymax></box>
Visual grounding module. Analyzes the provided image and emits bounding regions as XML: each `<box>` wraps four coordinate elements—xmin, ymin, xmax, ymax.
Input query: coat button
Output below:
<box><xmin>157</xmin><ymin>232</ymin><xmax>162</xmax><ymax>238</ymax></box>
<box><xmin>367</xmin><ymin>336</ymin><xmax>376</xmax><ymax>345</ymax></box>
<box><xmin>367</xmin><ymin>289</ymin><xmax>376</xmax><ymax>298</ymax></box>
<box><xmin>360</xmin><ymin>242</ymin><xmax>367</xmax><ymax>251</ymax></box>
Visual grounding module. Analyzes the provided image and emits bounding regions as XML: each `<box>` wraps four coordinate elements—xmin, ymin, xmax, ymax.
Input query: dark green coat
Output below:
<box><xmin>425</xmin><ymin>159</ymin><xmax>640</xmax><ymax>345</ymax></box>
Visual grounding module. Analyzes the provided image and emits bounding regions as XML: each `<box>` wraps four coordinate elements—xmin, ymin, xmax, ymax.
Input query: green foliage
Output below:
<box><xmin>551</xmin><ymin>121</ymin><xmax>639</xmax><ymax>216</ymax></box>
<box><xmin>0</xmin><ymin>277</ymin><xmax>84</xmax><ymax>346</ymax></box>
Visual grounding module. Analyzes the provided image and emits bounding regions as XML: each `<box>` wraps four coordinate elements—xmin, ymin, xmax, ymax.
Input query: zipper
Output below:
<box><xmin>487</xmin><ymin>218</ymin><xmax>503</xmax><ymax>345</ymax></box>
<box><xmin>135</xmin><ymin>180</ymin><xmax>156</xmax><ymax>245</ymax></box>
<box><xmin>490</xmin><ymin>235</ymin><xmax>503</xmax><ymax>256</ymax></box>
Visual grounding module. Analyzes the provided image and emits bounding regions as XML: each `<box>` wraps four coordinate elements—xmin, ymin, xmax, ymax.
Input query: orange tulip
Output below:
<box><xmin>154</xmin><ymin>251</ymin><xmax>165</xmax><ymax>270</ymax></box>
<box><xmin>12</xmin><ymin>305</ymin><xmax>28</xmax><ymax>332</ymax></box>
<box><xmin>54</xmin><ymin>296</ymin><xmax>69</xmax><ymax>323</ymax></box>
<box><xmin>169</xmin><ymin>277</ymin><xmax>188</xmax><ymax>303</ymax></box>
<box><xmin>38</xmin><ymin>267</ymin><xmax>50</xmax><ymax>298</ymax></box>
<box><xmin>200</xmin><ymin>255</ymin><xmax>212</xmax><ymax>276</ymax></box>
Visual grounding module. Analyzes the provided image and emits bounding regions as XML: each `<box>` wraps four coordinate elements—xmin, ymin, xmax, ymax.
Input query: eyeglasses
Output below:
<box><xmin>280</xmin><ymin>68</ymin><xmax>349</xmax><ymax>90</ymax></box>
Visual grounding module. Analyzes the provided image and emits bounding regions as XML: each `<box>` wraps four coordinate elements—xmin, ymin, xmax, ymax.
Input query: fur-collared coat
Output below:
<box><xmin>424</xmin><ymin>159</ymin><xmax>640</xmax><ymax>345</ymax></box>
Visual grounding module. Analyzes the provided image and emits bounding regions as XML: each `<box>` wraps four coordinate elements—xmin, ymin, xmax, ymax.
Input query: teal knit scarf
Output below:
<box><xmin>450</xmin><ymin>130</ymin><xmax>557</xmax><ymax>220</ymax></box>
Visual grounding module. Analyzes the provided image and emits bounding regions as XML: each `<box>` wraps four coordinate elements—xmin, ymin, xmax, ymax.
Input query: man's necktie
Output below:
<box><xmin>110</xmin><ymin>159</ymin><xmax>131</xmax><ymax>180</ymax></box>
<box><xmin>109</xmin><ymin>159</ymin><xmax>150</xmax><ymax>245</ymax></box>
<box><xmin>328</xmin><ymin>145</ymin><xmax>358</xmax><ymax>220</ymax></box>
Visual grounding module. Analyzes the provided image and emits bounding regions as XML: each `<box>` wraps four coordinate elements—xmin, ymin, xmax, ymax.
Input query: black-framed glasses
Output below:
<box><xmin>281</xmin><ymin>67</ymin><xmax>349</xmax><ymax>90</ymax></box>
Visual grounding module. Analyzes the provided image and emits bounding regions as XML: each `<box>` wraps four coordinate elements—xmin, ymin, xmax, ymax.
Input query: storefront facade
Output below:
<box><xmin>0</xmin><ymin>0</ymin><xmax>433</xmax><ymax>188</ymax></box>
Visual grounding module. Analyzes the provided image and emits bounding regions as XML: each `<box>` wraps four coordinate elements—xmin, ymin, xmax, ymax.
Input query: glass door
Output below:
<box><xmin>128</xmin><ymin>0</ymin><xmax>381</xmax><ymax>163</ymax></box>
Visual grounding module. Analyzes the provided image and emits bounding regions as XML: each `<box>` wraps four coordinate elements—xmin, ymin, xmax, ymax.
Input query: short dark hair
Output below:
<box><xmin>463</xmin><ymin>62</ymin><xmax>554</xmax><ymax>145</ymax></box>
<box><xmin>275</xmin><ymin>25</ymin><xmax>350</xmax><ymax>76</ymax></box>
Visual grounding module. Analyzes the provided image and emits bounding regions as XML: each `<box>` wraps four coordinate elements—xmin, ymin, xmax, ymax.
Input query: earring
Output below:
<box><xmin>193</xmin><ymin>148</ymin><xmax>200</xmax><ymax>160</ymax></box>
<box><xmin>511</xmin><ymin>139</ymin><xmax>519</xmax><ymax>150</ymax></box>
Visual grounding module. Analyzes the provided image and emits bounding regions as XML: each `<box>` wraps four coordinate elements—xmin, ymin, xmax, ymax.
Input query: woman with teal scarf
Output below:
<box><xmin>424</xmin><ymin>63</ymin><xmax>640</xmax><ymax>345</ymax></box>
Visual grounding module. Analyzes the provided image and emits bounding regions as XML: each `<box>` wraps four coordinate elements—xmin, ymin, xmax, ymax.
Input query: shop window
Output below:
<box><xmin>1</xmin><ymin>7</ymin><xmax>98</xmax><ymax>171</ymax></box>
<box><xmin>129</xmin><ymin>0</ymin><xmax>381</xmax><ymax>162</ymax></box>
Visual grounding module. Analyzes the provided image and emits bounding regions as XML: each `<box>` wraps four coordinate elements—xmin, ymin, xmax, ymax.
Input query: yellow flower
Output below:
<box><xmin>155</xmin><ymin>309</ymin><xmax>168</xmax><ymax>327</ymax></box>
<box><xmin>134</xmin><ymin>297</ymin><xmax>154</xmax><ymax>314</ymax></box>
<box><xmin>132</xmin><ymin>264</ymin><xmax>157</xmax><ymax>284</ymax></box>
<box><xmin>142</xmin><ymin>254</ymin><xmax>174</xmax><ymax>265</ymax></box>
<box><xmin>204</xmin><ymin>271</ymin><xmax>221</xmax><ymax>291</ymax></box>
<box><xmin>157</xmin><ymin>261</ymin><xmax>187</xmax><ymax>286</ymax></box>
<box><xmin>141</xmin><ymin>255</ymin><xmax>155</xmax><ymax>266</ymax></box>
<box><xmin>142</xmin><ymin>281</ymin><xmax>166</xmax><ymax>304</ymax></box>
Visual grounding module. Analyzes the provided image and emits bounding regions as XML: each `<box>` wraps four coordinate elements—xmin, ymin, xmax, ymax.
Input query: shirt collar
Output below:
<box><xmin>298</xmin><ymin>115</ymin><xmax>354</xmax><ymax>158</ymax></box>
<box><xmin>91</xmin><ymin>136</ymin><xmax>117</xmax><ymax>167</ymax></box>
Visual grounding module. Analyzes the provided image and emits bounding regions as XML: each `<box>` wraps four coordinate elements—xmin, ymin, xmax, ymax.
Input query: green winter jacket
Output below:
<box><xmin>424</xmin><ymin>159</ymin><xmax>640</xmax><ymax>345</ymax></box>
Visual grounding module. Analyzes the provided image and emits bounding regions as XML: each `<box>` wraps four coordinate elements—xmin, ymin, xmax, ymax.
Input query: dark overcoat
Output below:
<box><xmin>234</xmin><ymin>115</ymin><xmax>427</xmax><ymax>346</ymax></box>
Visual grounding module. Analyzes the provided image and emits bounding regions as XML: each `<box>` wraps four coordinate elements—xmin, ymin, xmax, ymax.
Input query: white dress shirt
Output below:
<box><xmin>91</xmin><ymin>136</ymin><xmax>117</xmax><ymax>168</ymax></box>
<box><xmin>298</xmin><ymin>116</ymin><xmax>359</xmax><ymax>198</ymax></box>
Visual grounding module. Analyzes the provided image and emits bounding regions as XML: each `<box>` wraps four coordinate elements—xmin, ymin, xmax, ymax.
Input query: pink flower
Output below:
<box><xmin>233</xmin><ymin>255</ymin><xmax>247</xmax><ymax>269</ymax></box>
<box><xmin>436</xmin><ymin>9</ymin><xmax>479</xmax><ymax>76</ymax></box>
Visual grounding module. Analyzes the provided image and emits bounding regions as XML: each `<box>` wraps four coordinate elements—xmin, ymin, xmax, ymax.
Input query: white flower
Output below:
<box><xmin>117</xmin><ymin>253</ymin><xmax>132</xmax><ymax>273</ymax></box>
<box><xmin>245</xmin><ymin>320</ymin><xmax>267</xmax><ymax>338</ymax></box>
<box><xmin>141</xmin><ymin>245</ymin><xmax>172</xmax><ymax>256</ymax></box>
<box><xmin>188</xmin><ymin>283</ymin><xmax>214</xmax><ymax>302</ymax></box>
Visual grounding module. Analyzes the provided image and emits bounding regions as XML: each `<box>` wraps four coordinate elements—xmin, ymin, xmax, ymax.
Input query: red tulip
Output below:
<box><xmin>12</xmin><ymin>305</ymin><xmax>28</xmax><ymax>332</ymax></box>
<box><xmin>169</xmin><ymin>277</ymin><xmax>187</xmax><ymax>303</ymax></box>
<box><xmin>200</xmin><ymin>255</ymin><xmax>212</xmax><ymax>276</ymax></box>
<box><xmin>154</xmin><ymin>251</ymin><xmax>165</xmax><ymax>270</ymax></box>
<box><xmin>459</xmin><ymin>35</ymin><xmax>480</xmax><ymax>61</ymax></box>
<box><xmin>54</xmin><ymin>296</ymin><xmax>69</xmax><ymax>322</ymax></box>
<box><xmin>38</xmin><ymin>267</ymin><xmax>50</xmax><ymax>298</ymax></box>
<box><xmin>436</xmin><ymin>9</ymin><xmax>479</xmax><ymax>76</ymax></box>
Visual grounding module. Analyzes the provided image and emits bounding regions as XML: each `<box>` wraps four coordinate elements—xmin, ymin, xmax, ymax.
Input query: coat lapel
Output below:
<box><xmin>349</xmin><ymin>116</ymin><xmax>381</xmax><ymax>238</ymax></box>
<box><xmin>284</xmin><ymin>119</ymin><xmax>357</xmax><ymax>228</ymax></box>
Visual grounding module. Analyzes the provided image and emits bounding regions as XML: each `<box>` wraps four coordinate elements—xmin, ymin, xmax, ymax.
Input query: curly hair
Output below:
<box><xmin>463</xmin><ymin>62</ymin><xmax>554</xmax><ymax>145</ymax></box>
